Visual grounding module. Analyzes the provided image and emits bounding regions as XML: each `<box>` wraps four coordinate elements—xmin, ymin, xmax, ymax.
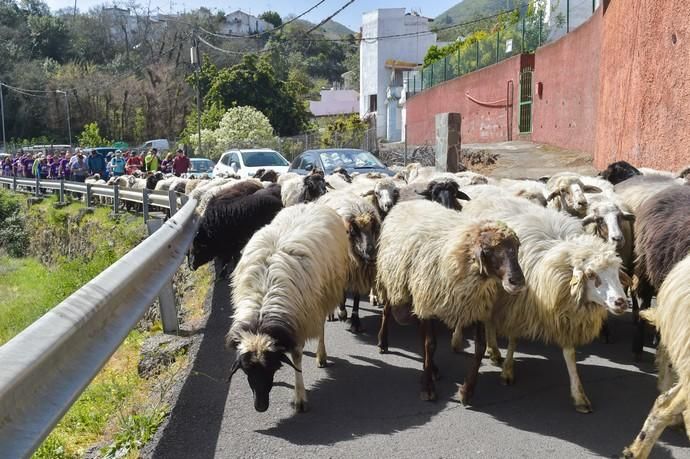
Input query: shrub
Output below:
<box><xmin>0</xmin><ymin>190</ymin><xmax>27</xmax><ymax>257</ymax></box>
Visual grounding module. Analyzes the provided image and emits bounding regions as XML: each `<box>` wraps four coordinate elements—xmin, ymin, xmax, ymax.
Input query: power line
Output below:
<box><xmin>196</xmin><ymin>34</ymin><xmax>269</xmax><ymax>55</ymax></box>
<box><xmin>306</xmin><ymin>0</ymin><xmax>357</xmax><ymax>34</ymax></box>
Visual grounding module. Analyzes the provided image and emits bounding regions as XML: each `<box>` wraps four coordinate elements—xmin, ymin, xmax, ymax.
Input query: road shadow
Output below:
<box><xmin>152</xmin><ymin>279</ymin><xmax>233</xmax><ymax>459</ymax></box>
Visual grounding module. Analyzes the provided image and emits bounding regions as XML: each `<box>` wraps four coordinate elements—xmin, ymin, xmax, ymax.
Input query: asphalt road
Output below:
<box><xmin>150</xmin><ymin>282</ymin><xmax>688</xmax><ymax>459</ymax></box>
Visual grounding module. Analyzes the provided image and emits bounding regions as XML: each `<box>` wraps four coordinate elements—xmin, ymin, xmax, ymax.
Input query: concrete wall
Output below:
<box><xmin>594</xmin><ymin>0</ymin><xmax>690</xmax><ymax>170</ymax></box>
<box><xmin>531</xmin><ymin>9</ymin><xmax>602</xmax><ymax>153</ymax></box>
<box><xmin>406</xmin><ymin>54</ymin><xmax>532</xmax><ymax>145</ymax></box>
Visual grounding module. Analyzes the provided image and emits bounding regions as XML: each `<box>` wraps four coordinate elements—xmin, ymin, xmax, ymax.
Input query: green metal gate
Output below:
<box><xmin>518</xmin><ymin>68</ymin><xmax>533</xmax><ymax>134</ymax></box>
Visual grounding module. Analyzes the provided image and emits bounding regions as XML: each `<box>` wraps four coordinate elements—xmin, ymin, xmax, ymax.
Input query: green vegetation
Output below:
<box><xmin>0</xmin><ymin>188</ymin><xmax>28</xmax><ymax>257</ymax></box>
<box><xmin>77</xmin><ymin>121</ymin><xmax>111</xmax><ymax>148</ymax></box>
<box><xmin>321</xmin><ymin>115</ymin><xmax>369</xmax><ymax>148</ymax></box>
<box><xmin>434</xmin><ymin>0</ymin><xmax>523</xmax><ymax>41</ymax></box>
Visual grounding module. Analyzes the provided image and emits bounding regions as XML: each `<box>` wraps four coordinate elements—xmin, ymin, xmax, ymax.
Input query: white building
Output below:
<box><xmin>102</xmin><ymin>7</ymin><xmax>139</xmax><ymax>37</ymax></box>
<box><xmin>220</xmin><ymin>10</ymin><xmax>274</xmax><ymax>36</ymax></box>
<box><xmin>359</xmin><ymin>9</ymin><xmax>437</xmax><ymax>141</ymax></box>
<box><xmin>309</xmin><ymin>89</ymin><xmax>359</xmax><ymax>117</ymax></box>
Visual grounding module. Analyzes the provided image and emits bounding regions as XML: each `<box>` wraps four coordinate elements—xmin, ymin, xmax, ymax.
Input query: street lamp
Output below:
<box><xmin>191</xmin><ymin>35</ymin><xmax>202</xmax><ymax>155</ymax></box>
<box><xmin>55</xmin><ymin>90</ymin><xmax>72</xmax><ymax>148</ymax></box>
<box><xmin>0</xmin><ymin>83</ymin><xmax>6</xmax><ymax>153</ymax></box>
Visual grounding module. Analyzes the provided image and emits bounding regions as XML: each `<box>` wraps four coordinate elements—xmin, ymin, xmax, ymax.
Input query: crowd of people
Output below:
<box><xmin>1</xmin><ymin>148</ymin><xmax>191</xmax><ymax>181</ymax></box>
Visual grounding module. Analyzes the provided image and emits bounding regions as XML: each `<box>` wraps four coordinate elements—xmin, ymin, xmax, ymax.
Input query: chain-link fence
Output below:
<box><xmin>407</xmin><ymin>0</ymin><xmax>600</xmax><ymax>96</ymax></box>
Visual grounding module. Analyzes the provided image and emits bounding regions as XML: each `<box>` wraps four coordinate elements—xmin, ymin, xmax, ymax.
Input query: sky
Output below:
<box><xmin>44</xmin><ymin>0</ymin><xmax>462</xmax><ymax>30</ymax></box>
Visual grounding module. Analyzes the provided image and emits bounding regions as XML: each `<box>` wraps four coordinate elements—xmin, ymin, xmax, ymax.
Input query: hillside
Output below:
<box><xmin>434</xmin><ymin>0</ymin><xmax>521</xmax><ymax>40</ymax></box>
<box><xmin>289</xmin><ymin>18</ymin><xmax>354</xmax><ymax>38</ymax></box>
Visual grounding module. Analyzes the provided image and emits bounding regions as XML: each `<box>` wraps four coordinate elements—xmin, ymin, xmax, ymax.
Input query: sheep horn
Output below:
<box><xmin>622</xmin><ymin>212</ymin><xmax>636</xmax><ymax>222</ymax></box>
<box><xmin>279</xmin><ymin>353</ymin><xmax>302</xmax><ymax>372</ymax></box>
<box><xmin>582</xmin><ymin>215</ymin><xmax>597</xmax><ymax>226</ymax></box>
<box><xmin>361</xmin><ymin>189</ymin><xmax>375</xmax><ymax>197</ymax></box>
<box><xmin>583</xmin><ymin>185</ymin><xmax>603</xmax><ymax>193</ymax></box>
<box><xmin>546</xmin><ymin>190</ymin><xmax>561</xmax><ymax>202</ymax></box>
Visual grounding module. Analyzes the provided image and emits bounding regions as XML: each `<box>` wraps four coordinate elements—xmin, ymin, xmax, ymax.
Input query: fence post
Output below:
<box><xmin>539</xmin><ymin>11</ymin><xmax>543</xmax><ymax>46</ymax></box>
<box><xmin>142</xmin><ymin>188</ymin><xmax>150</xmax><ymax>222</ymax></box>
<box><xmin>522</xmin><ymin>14</ymin><xmax>526</xmax><ymax>52</ymax></box>
<box><xmin>34</xmin><ymin>175</ymin><xmax>40</xmax><ymax>197</ymax></box>
<box><xmin>430</xmin><ymin>64</ymin><xmax>433</xmax><ymax>87</ymax></box>
<box><xmin>567</xmin><ymin>0</ymin><xmax>570</xmax><ymax>33</ymax></box>
<box><xmin>476</xmin><ymin>41</ymin><xmax>480</xmax><ymax>69</ymax></box>
<box><xmin>443</xmin><ymin>57</ymin><xmax>447</xmax><ymax>82</ymax></box>
<box><xmin>146</xmin><ymin>218</ymin><xmax>179</xmax><ymax>335</ymax></box>
<box><xmin>457</xmin><ymin>49</ymin><xmax>461</xmax><ymax>76</ymax></box>
<box><xmin>496</xmin><ymin>29</ymin><xmax>500</xmax><ymax>63</ymax></box>
<box><xmin>86</xmin><ymin>183</ymin><xmax>93</xmax><ymax>207</ymax></box>
<box><xmin>112</xmin><ymin>183</ymin><xmax>120</xmax><ymax>214</ymax></box>
<box><xmin>168</xmin><ymin>189</ymin><xmax>177</xmax><ymax>216</ymax></box>
<box><xmin>59</xmin><ymin>177</ymin><xmax>65</xmax><ymax>204</ymax></box>
<box><xmin>12</xmin><ymin>175</ymin><xmax>17</xmax><ymax>192</ymax></box>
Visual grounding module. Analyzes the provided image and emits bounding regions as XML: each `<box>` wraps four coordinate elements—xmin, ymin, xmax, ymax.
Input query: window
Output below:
<box><xmin>299</xmin><ymin>154</ymin><xmax>316</xmax><ymax>171</ymax></box>
<box><xmin>229</xmin><ymin>152</ymin><xmax>240</xmax><ymax>168</ymax></box>
<box><xmin>369</xmin><ymin>94</ymin><xmax>377</xmax><ymax>112</ymax></box>
<box><xmin>240</xmin><ymin>151</ymin><xmax>289</xmax><ymax>167</ymax></box>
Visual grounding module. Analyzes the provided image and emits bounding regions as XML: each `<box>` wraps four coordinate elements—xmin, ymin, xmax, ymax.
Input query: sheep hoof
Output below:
<box><xmin>419</xmin><ymin>389</ymin><xmax>437</xmax><ymax>401</ymax></box>
<box><xmin>621</xmin><ymin>448</ymin><xmax>635</xmax><ymax>459</ymax></box>
<box><xmin>487</xmin><ymin>349</ymin><xmax>503</xmax><ymax>366</ymax></box>
<box><xmin>575</xmin><ymin>402</ymin><xmax>593</xmax><ymax>414</ymax></box>
<box><xmin>317</xmin><ymin>358</ymin><xmax>328</xmax><ymax>368</ymax></box>
<box><xmin>451</xmin><ymin>343</ymin><xmax>464</xmax><ymax>354</ymax></box>
<box><xmin>378</xmin><ymin>345</ymin><xmax>388</xmax><ymax>354</ymax></box>
<box><xmin>348</xmin><ymin>314</ymin><xmax>362</xmax><ymax>333</ymax></box>
<box><xmin>326</xmin><ymin>314</ymin><xmax>337</xmax><ymax>322</ymax></box>
<box><xmin>292</xmin><ymin>399</ymin><xmax>310</xmax><ymax>413</ymax></box>
<box><xmin>500</xmin><ymin>372</ymin><xmax>514</xmax><ymax>386</ymax></box>
<box><xmin>458</xmin><ymin>386</ymin><xmax>473</xmax><ymax>405</ymax></box>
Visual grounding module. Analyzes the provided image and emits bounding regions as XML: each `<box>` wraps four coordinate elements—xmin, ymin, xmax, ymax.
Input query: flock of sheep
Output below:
<box><xmin>103</xmin><ymin>159</ymin><xmax>688</xmax><ymax>458</ymax></box>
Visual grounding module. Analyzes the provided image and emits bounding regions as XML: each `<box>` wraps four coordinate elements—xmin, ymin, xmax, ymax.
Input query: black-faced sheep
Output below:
<box><xmin>281</xmin><ymin>169</ymin><xmax>332</xmax><ymax>206</ymax></box>
<box><xmin>462</xmin><ymin>197</ymin><xmax>627</xmax><ymax>413</ymax></box>
<box><xmin>599</xmin><ymin>160</ymin><xmax>641</xmax><ymax>185</ymax></box>
<box><xmin>416</xmin><ymin>179</ymin><xmax>471</xmax><ymax>210</ymax></box>
<box><xmin>227</xmin><ymin>203</ymin><xmax>350</xmax><ymax>412</ymax></box>
<box><xmin>376</xmin><ymin>200</ymin><xmax>525</xmax><ymax>403</ymax></box>
<box><xmin>189</xmin><ymin>183</ymin><xmax>282</xmax><ymax>277</ymax></box>
<box><xmin>147</xmin><ymin>171</ymin><xmax>166</xmax><ymax>190</ymax></box>
<box><xmin>319</xmin><ymin>190</ymin><xmax>381</xmax><ymax>332</ymax></box>
<box><xmin>623</xmin><ymin>253</ymin><xmax>690</xmax><ymax>459</ymax></box>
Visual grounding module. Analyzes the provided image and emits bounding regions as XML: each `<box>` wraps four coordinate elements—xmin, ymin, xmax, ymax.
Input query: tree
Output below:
<box><xmin>78</xmin><ymin>122</ymin><xmax>110</xmax><ymax>147</ymax></box>
<box><xmin>27</xmin><ymin>14</ymin><xmax>69</xmax><ymax>61</ymax></box>
<box><xmin>259</xmin><ymin>11</ymin><xmax>282</xmax><ymax>28</ymax></box>
<box><xmin>204</xmin><ymin>53</ymin><xmax>311</xmax><ymax>136</ymax></box>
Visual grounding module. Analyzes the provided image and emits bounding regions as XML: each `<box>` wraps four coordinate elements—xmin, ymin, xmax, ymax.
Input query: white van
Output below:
<box><xmin>140</xmin><ymin>139</ymin><xmax>171</xmax><ymax>152</ymax></box>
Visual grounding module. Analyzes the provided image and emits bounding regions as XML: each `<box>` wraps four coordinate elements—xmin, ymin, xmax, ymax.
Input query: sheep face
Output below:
<box><xmin>599</xmin><ymin>161</ymin><xmax>641</xmax><ymax>185</ymax></box>
<box><xmin>418</xmin><ymin>180</ymin><xmax>471</xmax><ymax>211</ymax></box>
<box><xmin>298</xmin><ymin>174</ymin><xmax>331</xmax><ymax>203</ymax></box>
<box><xmin>569</xmin><ymin>255</ymin><xmax>627</xmax><ymax>315</ymax></box>
<box><xmin>228</xmin><ymin>333</ymin><xmax>300</xmax><ymax>413</ymax></box>
<box><xmin>547</xmin><ymin>180</ymin><xmax>602</xmax><ymax>218</ymax></box>
<box><xmin>582</xmin><ymin>203</ymin><xmax>635</xmax><ymax>249</ymax></box>
<box><xmin>333</xmin><ymin>167</ymin><xmax>353</xmax><ymax>183</ymax></box>
<box><xmin>346</xmin><ymin>212</ymin><xmax>380</xmax><ymax>265</ymax></box>
<box><xmin>188</xmin><ymin>230</ymin><xmax>211</xmax><ymax>270</ymax></box>
<box><xmin>146</xmin><ymin>171</ymin><xmax>165</xmax><ymax>190</ymax></box>
<box><xmin>475</xmin><ymin>224</ymin><xmax>525</xmax><ymax>295</ymax></box>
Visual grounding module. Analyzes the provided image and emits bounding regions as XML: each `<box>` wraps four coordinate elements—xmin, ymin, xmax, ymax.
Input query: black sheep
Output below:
<box><xmin>146</xmin><ymin>171</ymin><xmax>165</xmax><ymax>190</ymax></box>
<box><xmin>632</xmin><ymin>184</ymin><xmax>690</xmax><ymax>354</ymax></box>
<box><xmin>417</xmin><ymin>179</ymin><xmax>471</xmax><ymax>211</ymax></box>
<box><xmin>189</xmin><ymin>185</ymin><xmax>284</xmax><ymax>277</ymax></box>
<box><xmin>599</xmin><ymin>160</ymin><xmax>641</xmax><ymax>185</ymax></box>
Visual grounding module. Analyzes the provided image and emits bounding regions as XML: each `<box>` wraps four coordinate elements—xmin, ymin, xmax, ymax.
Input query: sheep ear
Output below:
<box><xmin>583</xmin><ymin>185</ymin><xmax>603</xmax><ymax>194</ymax></box>
<box><xmin>582</xmin><ymin>214</ymin><xmax>597</xmax><ymax>226</ymax></box>
<box><xmin>361</xmin><ymin>189</ymin><xmax>375</xmax><ymax>197</ymax></box>
<box><xmin>279</xmin><ymin>353</ymin><xmax>302</xmax><ymax>373</ymax></box>
<box><xmin>227</xmin><ymin>357</ymin><xmax>242</xmax><ymax>383</ymax></box>
<box><xmin>570</xmin><ymin>268</ymin><xmax>585</xmax><ymax>303</ymax></box>
<box><xmin>546</xmin><ymin>190</ymin><xmax>561</xmax><ymax>202</ymax></box>
<box><xmin>325</xmin><ymin>182</ymin><xmax>335</xmax><ymax>190</ymax></box>
<box><xmin>622</xmin><ymin>212</ymin><xmax>636</xmax><ymax>222</ymax></box>
<box><xmin>456</xmin><ymin>190</ymin><xmax>471</xmax><ymax>201</ymax></box>
<box><xmin>416</xmin><ymin>189</ymin><xmax>431</xmax><ymax>198</ymax></box>
<box><xmin>619</xmin><ymin>270</ymin><xmax>632</xmax><ymax>288</ymax></box>
<box><xmin>538</xmin><ymin>176</ymin><xmax>550</xmax><ymax>183</ymax></box>
<box><xmin>474</xmin><ymin>245</ymin><xmax>488</xmax><ymax>276</ymax></box>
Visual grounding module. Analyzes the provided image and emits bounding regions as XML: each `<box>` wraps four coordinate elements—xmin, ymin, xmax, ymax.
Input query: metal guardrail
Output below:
<box><xmin>0</xmin><ymin>196</ymin><xmax>199</xmax><ymax>458</ymax></box>
<box><xmin>0</xmin><ymin>176</ymin><xmax>186</xmax><ymax>220</ymax></box>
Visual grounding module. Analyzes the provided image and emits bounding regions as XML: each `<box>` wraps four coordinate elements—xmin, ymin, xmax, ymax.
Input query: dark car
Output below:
<box><xmin>288</xmin><ymin>149</ymin><xmax>394</xmax><ymax>176</ymax></box>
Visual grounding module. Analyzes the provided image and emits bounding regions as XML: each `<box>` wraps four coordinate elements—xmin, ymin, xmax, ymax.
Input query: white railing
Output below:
<box><xmin>0</xmin><ymin>183</ymin><xmax>199</xmax><ymax>458</ymax></box>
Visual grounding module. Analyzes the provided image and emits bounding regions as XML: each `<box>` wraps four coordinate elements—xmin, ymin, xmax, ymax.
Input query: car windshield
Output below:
<box><xmin>190</xmin><ymin>158</ymin><xmax>215</xmax><ymax>172</ymax></box>
<box><xmin>240</xmin><ymin>151</ymin><xmax>288</xmax><ymax>167</ymax></box>
<box><xmin>318</xmin><ymin>150</ymin><xmax>384</xmax><ymax>170</ymax></box>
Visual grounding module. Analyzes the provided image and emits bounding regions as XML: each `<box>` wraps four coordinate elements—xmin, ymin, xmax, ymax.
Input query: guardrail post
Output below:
<box><xmin>168</xmin><ymin>189</ymin><xmax>177</xmax><ymax>216</ymax></box>
<box><xmin>59</xmin><ymin>177</ymin><xmax>65</xmax><ymax>204</ymax></box>
<box><xmin>146</xmin><ymin>218</ymin><xmax>179</xmax><ymax>334</ymax></box>
<box><xmin>112</xmin><ymin>183</ymin><xmax>120</xmax><ymax>215</ymax></box>
<box><xmin>12</xmin><ymin>175</ymin><xmax>17</xmax><ymax>191</ymax></box>
<box><xmin>142</xmin><ymin>188</ymin><xmax>150</xmax><ymax>222</ymax></box>
<box><xmin>179</xmin><ymin>194</ymin><xmax>189</xmax><ymax>207</ymax></box>
<box><xmin>34</xmin><ymin>175</ymin><xmax>40</xmax><ymax>197</ymax></box>
<box><xmin>85</xmin><ymin>183</ymin><xmax>92</xmax><ymax>207</ymax></box>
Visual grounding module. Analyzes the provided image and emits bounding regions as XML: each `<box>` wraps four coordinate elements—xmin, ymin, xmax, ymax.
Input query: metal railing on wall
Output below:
<box><xmin>406</xmin><ymin>0</ymin><xmax>600</xmax><ymax>96</ymax></box>
<box><xmin>0</xmin><ymin>188</ymin><xmax>199</xmax><ymax>457</ymax></box>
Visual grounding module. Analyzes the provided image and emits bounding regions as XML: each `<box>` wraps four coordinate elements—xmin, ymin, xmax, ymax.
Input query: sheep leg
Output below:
<box><xmin>348</xmin><ymin>294</ymin><xmax>362</xmax><ymax>333</ymax></box>
<box><xmin>563</xmin><ymin>347</ymin><xmax>592</xmax><ymax>413</ymax></box>
<box><xmin>291</xmin><ymin>347</ymin><xmax>308</xmax><ymax>413</ymax></box>
<box><xmin>458</xmin><ymin>322</ymin><xmax>485</xmax><ymax>405</ymax></box>
<box><xmin>485</xmin><ymin>322</ymin><xmax>503</xmax><ymax>366</ymax></box>
<box><xmin>378</xmin><ymin>304</ymin><xmax>391</xmax><ymax>354</ymax></box>
<box><xmin>451</xmin><ymin>324</ymin><xmax>464</xmax><ymax>354</ymax></box>
<box><xmin>633</xmin><ymin>278</ymin><xmax>654</xmax><ymax>358</ymax></box>
<box><xmin>419</xmin><ymin>318</ymin><xmax>437</xmax><ymax>401</ymax></box>
<box><xmin>316</xmin><ymin>323</ymin><xmax>328</xmax><ymax>368</ymax></box>
<box><xmin>622</xmin><ymin>384</ymin><xmax>685</xmax><ymax>459</ymax></box>
<box><xmin>500</xmin><ymin>338</ymin><xmax>517</xmax><ymax>385</ymax></box>
<box><xmin>337</xmin><ymin>292</ymin><xmax>348</xmax><ymax>321</ymax></box>
<box><xmin>369</xmin><ymin>289</ymin><xmax>379</xmax><ymax>307</ymax></box>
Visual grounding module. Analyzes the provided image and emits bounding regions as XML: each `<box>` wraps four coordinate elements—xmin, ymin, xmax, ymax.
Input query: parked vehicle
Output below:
<box><xmin>83</xmin><ymin>147</ymin><xmax>117</xmax><ymax>161</ymax></box>
<box><xmin>182</xmin><ymin>157</ymin><xmax>216</xmax><ymax>178</ymax></box>
<box><xmin>139</xmin><ymin>139</ymin><xmax>171</xmax><ymax>152</ymax></box>
<box><xmin>288</xmin><ymin>148</ymin><xmax>394</xmax><ymax>176</ymax></box>
<box><xmin>213</xmin><ymin>149</ymin><xmax>290</xmax><ymax>179</ymax></box>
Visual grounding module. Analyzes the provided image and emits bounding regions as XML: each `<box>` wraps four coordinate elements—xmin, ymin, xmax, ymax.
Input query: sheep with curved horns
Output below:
<box><xmin>545</xmin><ymin>173</ymin><xmax>602</xmax><ymax>218</ymax></box>
<box><xmin>631</xmin><ymin>185</ymin><xmax>690</xmax><ymax>356</ymax></box>
<box><xmin>462</xmin><ymin>196</ymin><xmax>628</xmax><ymax>413</ymax></box>
<box><xmin>319</xmin><ymin>190</ymin><xmax>382</xmax><ymax>332</ymax></box>
<box><xmin>281</xmin><ymin>169</ymin><xmax>333</xmax><ymax>207</ymax></box>
<box><xmin>227</xmin><ymin>203</ymin><xmax>350</xmax><ymax>413</ymax></box>
<box><xmin>188</xmin><ymin>183</ymin><xmax>282</xmax><ymax>277</ymax></box>
<box><xmin>376</xmin><ymin>200</ymin><xmax>525</xmax><ymax>403</ymax></box>
<box><xmin>622</xmin><ymin>252</ymin><xmax>690</xmax><ymax>459</ymax></box>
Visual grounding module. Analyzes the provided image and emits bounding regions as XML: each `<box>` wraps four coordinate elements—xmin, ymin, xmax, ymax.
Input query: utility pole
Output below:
<box><xmin>0</xmin><ymin>84</ymin><xmax>6</xmax><ymax>153</ymax></box>
<box><xmin>56</xmin><ymin>90</ymin><xmax>72</xmax><ymax>147</ymax></box>
<box><xmin>191</xmin><ymin>34</ymin><xmax>202</xmax><ymax>155</ymax></box>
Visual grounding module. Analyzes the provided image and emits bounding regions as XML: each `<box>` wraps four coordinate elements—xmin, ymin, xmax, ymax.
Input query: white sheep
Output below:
<box><xmin>545</xmin><ymin>172</ymin><xmax>602</xmax><ymax>217</ymax></box>
<box><xmin>349</xmin><ymin>177</ymin><xmax>400</xmax><ymax>217</ymax></box>
<box><xmin>462</xmin><ymin>196</ymin><xmax>628</xmax><ymax>413</ymax></box>
<box><xmin>375</xmin><ymin>200</ymin><xmax>525</xmax><ymax>403</ymax></box>
<box><xmin>227</xmin><ymin>203</ymin><xmax>350</xmax><ymax>412</ymax></box>
<box><xmin>318</xmin><ymin>190</ymin><xmax>381</xmax><ymax>331</ymax></box>
<box><xmin>623</xmin><ymin>252</ymin><xmax>690</xmax><ymax>459</ymax></box>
